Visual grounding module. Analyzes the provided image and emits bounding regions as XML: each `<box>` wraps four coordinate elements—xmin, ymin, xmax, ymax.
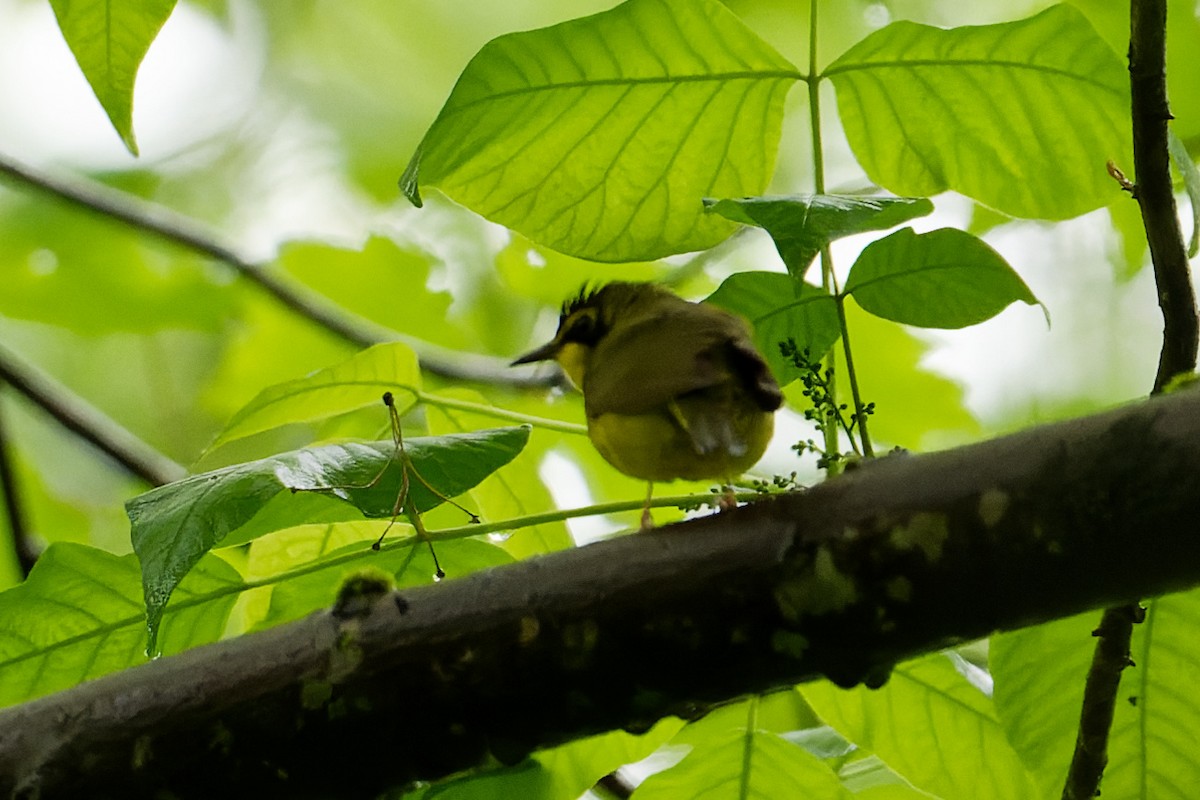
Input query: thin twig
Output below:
<box><xmin>0</xmin><ymin>153</ymin><xmax>556</xmax><ymax>389</ymax></box>
<box><xmin>0</xmin><ymin>390</ymin><xmax>38</xmax><ymax>576</ymax></box>
<box><xmin>0</xmin><ymin>342</ymin><xmax>186</xmax><ymax>488</ymax></box>
<box><xmin>1130</xmin><ymin>5</ymin><xmax>1199</xmax><ymax>392</ymax></box>
<box><xmin>1063</xmin><ymin>2</ymin><xmax>1198</xmax><ymax>798</ymax></box>
<box><xmin>1063</xmin><ymin>606</ymin><xmax>1142</xmax><ymax>800</ymax></box>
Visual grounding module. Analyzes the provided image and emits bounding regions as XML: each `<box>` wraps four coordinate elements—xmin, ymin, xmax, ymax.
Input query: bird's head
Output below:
<box><xmin>511</xmin><ymin>282</ymin><xmax>668</xmax><ymax>389</ymax></box>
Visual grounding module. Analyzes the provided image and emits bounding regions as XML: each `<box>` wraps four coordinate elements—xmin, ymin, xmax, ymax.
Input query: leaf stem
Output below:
<box><xmin>807</xmin><ymin>0</ymin><xmax>873</xmax><ymax>461</ymax></box>
<box><xmin>415</xmin><ymin>390</ymin><xmax>588</xmax><ymax>435</ymax></box>
<box><xmin>807</xmin><ymin>1</ymin><xmax>843</xmax><ymax>471</ymax></box>
<box><xmin>834</xmin><ymin>296</ymin><xmax>874</xmax><ymax>457</ymax></box>
<box><xmin>807</xmin><ymin>1</ymin><xmax>824</xmax><ymax>194</ymax></box>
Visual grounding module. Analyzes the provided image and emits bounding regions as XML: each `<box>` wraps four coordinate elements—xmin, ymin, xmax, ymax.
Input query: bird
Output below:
<box><xmin>512</xmin><ymin>281</ymin><xmax>783</xmax><ymax>529</ymax></box>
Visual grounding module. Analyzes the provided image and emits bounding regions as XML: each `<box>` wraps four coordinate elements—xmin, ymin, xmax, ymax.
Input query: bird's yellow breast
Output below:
<box><xmin>587</xmin><ymin>407</ymin><xmax>775</xmax><ymax>483</ymax></box>
<box><xmin>555</xmin><ymin>342</ymin><xmax>590</xmax><ymax>392</ymax></box>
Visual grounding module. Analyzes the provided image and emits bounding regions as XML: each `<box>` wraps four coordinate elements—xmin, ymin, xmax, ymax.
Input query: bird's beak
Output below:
<box><xmin>510</xmin><ymin>339</ymin><xmax>561</xmax><ymax>366</ymax></box>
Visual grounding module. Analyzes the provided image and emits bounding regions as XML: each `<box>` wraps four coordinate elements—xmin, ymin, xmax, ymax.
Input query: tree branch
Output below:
<box><xmin>0</xmin><ymin>343</ymin><xmax>186</xmax><ymax>488</ymax></box>
<box><xmin>1132</xmin><ymin>1</ymin><xmax>1198</xmax><ymax>393</ymax></box>
<box><xmin>0</xmin><ymin>153</ymin><xmax>555</xmax><ymax>390</ymax></box>
<box><xmin>1064</xmin><ymin>3</ymin><xmax>1200</xmax><ymax>798</ymax></box>
<box><xmin>3</xmin><ymin>390</ymin><xmax>1200</xmax><ymax>798</ymax></box>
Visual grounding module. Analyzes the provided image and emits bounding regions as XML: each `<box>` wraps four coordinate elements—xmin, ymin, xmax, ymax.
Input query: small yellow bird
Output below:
<box><xmin>512</xmin><ymin>282</ymin><xmax>782</xmax><ymax>528</ymax></box>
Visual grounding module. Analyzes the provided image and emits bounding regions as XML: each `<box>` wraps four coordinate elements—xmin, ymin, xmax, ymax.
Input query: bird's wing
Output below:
<box><xmin>584</xmin><ymin>309</ymin><xmax>778</xmax><ymax>417</ymax></box>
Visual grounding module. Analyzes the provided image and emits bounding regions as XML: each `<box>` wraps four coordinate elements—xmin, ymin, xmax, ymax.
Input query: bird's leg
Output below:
<box><xmin>718</xmin><ymin>480</ymin><xmax>738</xmax><ymax>512</ymax></box>
<box><xmin>640</xmin><ymin>481</ymin><xmax>655</xmax><ymax>531</ymax></box>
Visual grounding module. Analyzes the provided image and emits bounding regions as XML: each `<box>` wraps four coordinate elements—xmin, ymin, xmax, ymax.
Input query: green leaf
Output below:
<box><xmin>707</xmin><ymin>272</ymin><xmax>841</xmax><ymax>384</ymax></box>
<box><xmin>826</xmin><ymin>4</ymin><xmax>1131</xmax><ymax>220</ymax></box>
<box><xmin>633</xmin><ymin>728</ymin><xmax>851</xmax><ymax>799</ymax></box>
<box><xmin>402</xmin><ymin>722</ymin><xmax>679</xmax><ymax>800</ymax></box>
<box><xmin>703</xmin><ymin>195</ymin><xmax>934</xmax><ymax>280</ymax></box>
<box><xmin>802</xmin><ymin>653</ymin><xmax>1039</xmax><ymax>800</ymax></box>
<box><xmin>0</xmin><ymin>543</ymin><xmax>238</xmax><ymax>709</ymax></box>
<box><xmin>844</xmin><ymin>228</ymin><xmax>1039</xmax><ymax>329</ymax></box>
<box><xmin>992</xmin><ymin>589</ymin><xmax>1200</xmax><ymax>799</ymax></box>
<box><xmin>1168</xmin><ymin>132</ymin><xmax>1200</xmax><ymax>258</ymax></box>
<box><xmin>401</xmin><ymin>0</ymin><xmax>799</xmax><ymax>262</ymax></box>
<box><xmin>208</xmin><ymin>342</ymin><xmax>421</xmax><ymax>451</ymax></box>
<box><xmin>129</xmin><ymin>426</ymin><xmax>530</xmax><ymax>653</ymax></box>
<box><xmin>836</xmin><ymin>756</ymin><xmax>929</xmax><ymax>797</ymax></box>
<box><xmin>49</xmin><ymin>0</ymin><xmax>177</xmax><ymax>155</ymax></box>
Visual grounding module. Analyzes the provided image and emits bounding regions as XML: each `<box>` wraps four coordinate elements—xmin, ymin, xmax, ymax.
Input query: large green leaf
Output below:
<box><xmin>0</xmin><ymin>543</ymin><xmax>238</xmax><ymax>709</ymax></box>
<box><xmin>129</xmin><ymin>426</ymin><xmax>530</xmax><ymax>653</ymax></box>
<box><xmin>209</xmin><ymin>342</ymin><xmax>422</xmax><ymax>450</ymax></box>
<box><xmin>704</xmin><ymin>195</ymin><xmax>934</xmax><ymax>280</ymax></box>
<box><xmin>992</xmin><ymin>589</ymin><xmax>1200</xmax><ymax>799</ymax></box>
<box><xmin>401</xmin><ymin>0</ymin><xmax>799</xmax><ymax>261</ymax></box>
<box><xmin>844</xmin><ymin>228</ymin><xmax>1039</xmax><ymax>329</ymax></box>
<box><xmin>49</xmin><ymin>0</ymin><xmax>177</xmax><ymax>155</ymax></box>
<box><xmin>707</xmin><ymin>272</ymin><xmax>841</xmax><ymax>384</ymax></box>
<box><xmin>802</xmin><ymin>653</ymin><xmax>1039</xmax><ymax>800</ymax></box>
<box><xmin>826</xmin><ymin>4</ymin><xmax>1130</xmax><ymax>220</ymax></box>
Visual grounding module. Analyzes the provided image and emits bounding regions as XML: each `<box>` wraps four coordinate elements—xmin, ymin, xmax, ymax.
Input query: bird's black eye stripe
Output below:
<box><xmin>561</xmin><ymin>310</ymin><xmax>604</xmax><ymax>345</ymax></box>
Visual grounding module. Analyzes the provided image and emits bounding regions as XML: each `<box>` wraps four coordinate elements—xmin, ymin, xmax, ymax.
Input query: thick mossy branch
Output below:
<box><xmin>3</xmin><ymin>391</ymin><xmax>1200</xmax><ymax>798</ymax></box>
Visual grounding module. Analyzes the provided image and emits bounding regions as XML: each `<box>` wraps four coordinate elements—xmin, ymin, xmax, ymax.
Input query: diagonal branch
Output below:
<box><xmin>1064</xmin><ymin>2</ymin><xmax>1200</xmax><ymax>798</ymax></box>
<box><xmin>0</xmin><ymin>343</ymin><xmax>186</xmax><ymax>488</ymax></box>
<box><xmin>0</xmin><ymin>153</ymin><xmax>554</xmax><ymax>389</ymax></box>
<box><xmin>3</xmin><ymin>389</ymin><xmax>1200</xmax><ymax>798</ymax></box>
